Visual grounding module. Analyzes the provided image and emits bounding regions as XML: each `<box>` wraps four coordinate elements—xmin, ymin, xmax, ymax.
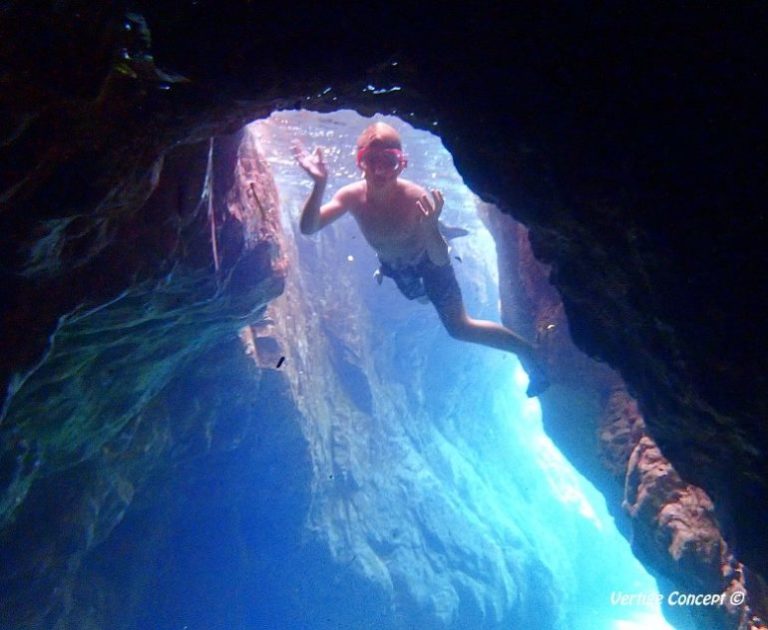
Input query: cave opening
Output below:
<box><xmin>243</xmin><ymin>109</ymin><xmax>673</xmax><ymax>629</ymax></box>
<box><xmin>1</xmin><ymin>6</ymin><xmax>762</xmax><ymax>628</ymax></box>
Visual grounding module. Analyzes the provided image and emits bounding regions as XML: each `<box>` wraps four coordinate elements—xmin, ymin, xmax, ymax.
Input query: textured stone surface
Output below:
<box><xmin>481</xmin><ymin>203</ymin><xmax>626</xmax><ymax>516</ymax></box>
<box><xmin>0</xmin><ymin>130</ymin><xmax>285</xmax><ymax>628</ymax></box>
<box><xmin>623</xmin><ymin>434</ymin><xmax>745</xmax><ymax>629</ymax></box>
<box><xmin>251</xmin><ymin>140</ymin><xmax>563</xmax><ymax>628</ymax></box>
<box><xmin>0</xmin><ymin>123</ymin><xmax>593</xmax><ymax>629</ymax></box>
<box><xmin>2</xmin><ymin>4</ymin><xmax>767</xmax><ymax>629</ymax></box>
<box><xmin>484</xmin><ymin>211</ymin><xmax>767</xmax><ymax>629</ymax></box>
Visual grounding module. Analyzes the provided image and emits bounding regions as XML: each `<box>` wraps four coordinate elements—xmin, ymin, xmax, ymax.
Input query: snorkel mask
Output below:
<box><xmin>356</xmin><ymin>147</ymin><xmax>407</xmax><ymax>172</ymax></box>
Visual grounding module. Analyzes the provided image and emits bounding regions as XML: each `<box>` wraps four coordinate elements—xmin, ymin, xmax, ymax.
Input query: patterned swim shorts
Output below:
<box><xmin>378</xmin><ymin>253</ymin><xmax>462</xmax><ymax>310</ymax></box>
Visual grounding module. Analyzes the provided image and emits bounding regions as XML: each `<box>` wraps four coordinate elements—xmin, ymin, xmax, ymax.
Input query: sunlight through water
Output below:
<box><xmin>249</xmin><ymin>109</ymin><xmax>673</xmax><ymax>630</ymax></box>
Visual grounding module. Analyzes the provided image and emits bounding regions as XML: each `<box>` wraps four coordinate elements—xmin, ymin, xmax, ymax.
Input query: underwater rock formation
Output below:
<box><xmin>2</xmin><ymin>3</ymin><xmax>767</xmax><ymax>629</ymax></box>
<box><xmin>2</xmin><ymin>121</ymin><xmax>580</xmax><ymax>630</ymax></box>
<box><xmin>0</xmin><ymin>130</ymin><xmax>285</xmax><ymax>627</ymax></box>
<box><xmin>483</xmin><ymin>206</ymin><xmax>766</xmax><ymax>629</ymax></box>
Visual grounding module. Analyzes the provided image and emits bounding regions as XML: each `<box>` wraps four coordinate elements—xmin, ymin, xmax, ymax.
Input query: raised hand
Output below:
<box><xmin>416</xmin><ymin>189</ymin><xmax>444</xmax><ymax>223</ymax></box>
<box><xmin>292</xmin><ymin>141</ymin><xmax>328</xmax><ymax>183</ymax></box>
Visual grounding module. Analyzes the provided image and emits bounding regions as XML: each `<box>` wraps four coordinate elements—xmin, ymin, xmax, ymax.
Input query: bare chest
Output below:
<box><xmin>353</xmin><ymin>197</ymin><xmax>422</xmax><ymax>249</ymax></box>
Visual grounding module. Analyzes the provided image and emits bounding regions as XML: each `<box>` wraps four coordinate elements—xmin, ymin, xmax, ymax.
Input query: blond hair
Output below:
<box><xmin>356</xmin><ymin>122</ymin><xmax>402</xmax><ymax>151</ymax></box>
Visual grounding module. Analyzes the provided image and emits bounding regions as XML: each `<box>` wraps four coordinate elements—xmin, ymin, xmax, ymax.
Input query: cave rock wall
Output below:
<box><xmin>483</xmin><ymin>204</ymin><xmax>764</xmax><ymax>630</ymax></box>
<box><xmin>0</xmin><ymin>130</ymin><xmax>285</xmax><ymax>628</ymax></box>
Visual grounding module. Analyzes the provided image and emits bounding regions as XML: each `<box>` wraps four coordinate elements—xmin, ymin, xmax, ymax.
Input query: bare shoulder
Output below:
<box><xmin>335</xmin><ymin>181</ymin><xmax>366</xmax><ymax>203</ymax></box>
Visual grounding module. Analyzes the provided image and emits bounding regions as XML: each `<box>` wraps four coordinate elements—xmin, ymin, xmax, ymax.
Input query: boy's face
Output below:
<box><xmin>357</xmin><ymin>143</ymin><xmax>406</xmax><ymax>186</ymax></box>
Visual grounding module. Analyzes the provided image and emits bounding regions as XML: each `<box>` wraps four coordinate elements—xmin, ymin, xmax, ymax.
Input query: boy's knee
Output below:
<box><xmin>443</xmin><ymin>317</ymin><xmax>470</xmax><ymax>340</ymax></box>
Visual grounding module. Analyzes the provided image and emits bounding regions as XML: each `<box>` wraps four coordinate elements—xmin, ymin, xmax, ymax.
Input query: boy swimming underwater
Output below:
<box><xmin>294</xmin><ymin>122</ymin><xmax>548</xmax><ymax>397</ymax></box>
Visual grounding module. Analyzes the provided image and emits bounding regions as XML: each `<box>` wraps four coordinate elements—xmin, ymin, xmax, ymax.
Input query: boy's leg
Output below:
<box><xmin>423</xmin><ymin>261</ymin><xmax>549</xmax><ymax>396</ymax></box>
<box><xmin>422</xmin><ymin>261</ymin><xmax>532</xmax><ymax>354</ymax></box>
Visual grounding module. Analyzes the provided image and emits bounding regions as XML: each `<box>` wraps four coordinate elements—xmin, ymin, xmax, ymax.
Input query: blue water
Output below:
<box><xmin>247</xmin><ymin>110</ymin><xmax>674</xmax><ymax>630</ymax></box>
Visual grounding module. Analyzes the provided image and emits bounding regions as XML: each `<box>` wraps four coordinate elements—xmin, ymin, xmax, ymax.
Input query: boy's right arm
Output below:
<box><xmin>294</xmin><ymin>143</ymin><xmax>352</xmax><ymax>234</ymax></box>
<box><xmin>300</xmin><ymin>185</ymin><xmax>352</xmax><ymax>235</ymax></box>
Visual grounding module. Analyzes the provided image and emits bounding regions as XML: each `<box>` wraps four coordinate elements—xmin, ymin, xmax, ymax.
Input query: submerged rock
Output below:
<box><xmin>0</xmin><ymin>132</ymin><xmax>285</xmax><ymax>627</ymax></box>
<box><xmin>2</xmin><ymin>5</ymin><xmax>766</xmax><ymax>629</ymax></box>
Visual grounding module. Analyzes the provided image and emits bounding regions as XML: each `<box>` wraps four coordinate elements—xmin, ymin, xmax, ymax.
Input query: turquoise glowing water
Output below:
<box><xmin>250</xmin><ymin>109</ymin><xmax>674</xmax><ymax>630</ymax></box>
